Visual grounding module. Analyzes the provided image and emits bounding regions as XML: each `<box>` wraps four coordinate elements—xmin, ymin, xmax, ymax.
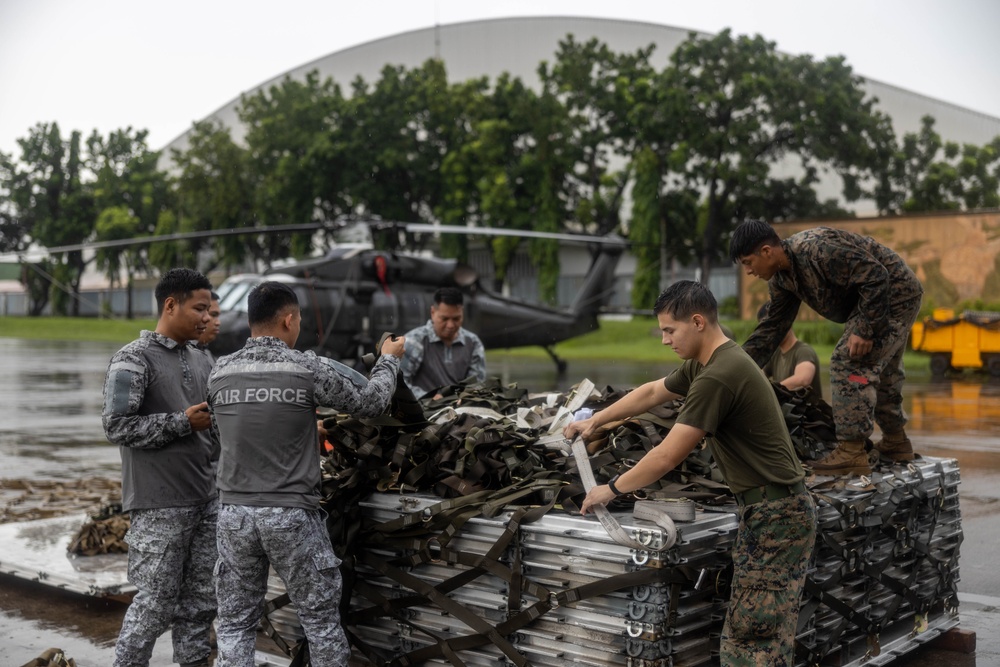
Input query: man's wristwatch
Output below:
<box><xmin>607</xmin><ymin>473</ymin><xmax>623</xmax><ymax>496</ymax></box>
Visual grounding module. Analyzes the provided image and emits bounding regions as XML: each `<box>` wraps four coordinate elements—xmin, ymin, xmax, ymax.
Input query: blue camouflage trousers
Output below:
<box><xmin>721</xmin><ymin>492</ymin><xmax>816</xmax><ymax>666</ymax></box>
<box><xmin>830</xmin><ymin>297</ymin><xmax>922</xmax><ymax>441</ymax></box>
<box><xmin>115</xmin><ymin>497</ymin><xmax>219</xmax><ymax>667</ymax></box>
<box><xmin>215</xmin><ymin>504</ymin><xmax>350</xmax><ymax>667</ymax></box>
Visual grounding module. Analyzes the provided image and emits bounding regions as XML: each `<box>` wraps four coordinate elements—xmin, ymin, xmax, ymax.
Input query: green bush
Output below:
<box><xmin>718</xmin><ymin>296</ymin><xmax>740</xmax><ymax>318</ymax></box>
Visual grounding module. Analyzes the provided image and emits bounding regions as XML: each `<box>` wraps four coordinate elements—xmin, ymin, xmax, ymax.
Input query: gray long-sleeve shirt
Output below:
<box><xmin>207</xmin><ymin>336</ymin><xmax>399</xmax><ymax>510</ymax></box>
<box><xmin>400</xmin><ymin>320</ymin><xmax>486</xmax><ymax>398</ymax></box>
<box><xmin>103</xmin><ymin>331</ymin><xmax>218</xmax><ymax>512</ymax></box>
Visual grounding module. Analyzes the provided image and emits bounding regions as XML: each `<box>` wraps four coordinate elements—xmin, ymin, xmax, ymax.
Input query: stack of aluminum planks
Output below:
<box><xmin>262</xmin><ymin>455</ymin><xmax>962</xmax><ymax>667</ymax></box>
<box><xmin>796</xmin><ymin>456</ymin><xmax>962</xmax><ymax>666</ymax></box>
<box><xmin>347</xmin><ymin>493</ymin><xmax>737</xmax><ymax>667</ymax></box>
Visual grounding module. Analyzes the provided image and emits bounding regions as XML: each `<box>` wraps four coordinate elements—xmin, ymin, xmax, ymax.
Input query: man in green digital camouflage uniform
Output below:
<box><xmin>566</xmin><ymin>280</ymin><xmax>816</xmax><ymax>665</ymax></box>
<box><xmin>732</xmin><ymin>220</ymin><xmax>923</xmax><ymax>476</ymax></box>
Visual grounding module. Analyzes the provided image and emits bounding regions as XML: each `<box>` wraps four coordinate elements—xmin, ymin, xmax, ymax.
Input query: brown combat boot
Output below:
<box><xmin>811</xmin><ymin>440</ymin><xmax>872</xmax><ymax>476</ymax></box>
<box><xmin>873</xmin><ymin>429</ymin><xmax>915</xmax><ymax>462</ymax></box>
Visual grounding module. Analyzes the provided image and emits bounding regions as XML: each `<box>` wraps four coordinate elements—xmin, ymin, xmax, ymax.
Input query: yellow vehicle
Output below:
<box><xmin>911</xmin><ymin>308</ymin><xmax>1000</xmax><ymax>376</ymax></box>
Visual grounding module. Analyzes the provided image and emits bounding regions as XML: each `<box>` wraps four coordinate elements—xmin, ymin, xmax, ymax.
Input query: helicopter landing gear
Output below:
<box><xmin>543</xmin><ymin>346</ymin><xmax>568</xmax><ymax>375</ymax></box>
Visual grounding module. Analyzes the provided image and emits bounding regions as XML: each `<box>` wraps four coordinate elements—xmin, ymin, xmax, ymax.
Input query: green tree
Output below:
<box><xmin>541</xmin><ymin>36</ymin><xmax>658</xmax><ymax>237</ymax></box>
<box><xmin>629</xmin><ymin>147</ymin><xmax>664</xmax><ymax>308</ymax></box>
<box><xmin>147</xmin><ymin>209</ymin><xmax>190</xmax><ymax>274</ymax></box>
<box><xmin>169</xmin><ymin>120</ymin><xmax>255</xmax><ymax>271</ymax></box>
<box><xmin>436</xmin><ymin>73</ymin><xmax>558</xmax><ymax>290</ymax></box>
<box><xmin>342</xmin><ymin>60</ymin><xmax>500</xmax><ymax>260</ymax></box>
<box><xmin>0</xmin><ymin>152</ymin><xmax>25</xmax><ymax>252</ymax></box>
<box><xmin>0</xmin><ymin>150</ymin><xmax>47</xmax><ymax>314</ymax></box>
<box><xmin>88</xmin><ymin>127</ymin><xmax>173</xmax><ymax>314</ymax></box>
<box><xmin>887</xmin><ymin>116</ymin><xmax>1000</xmax><ymax>212</ymax></box>
<box><xmin>94</xmin><ymin>205</ymin><xmax>140</xmax><ymax>317</ymax></box>
<box><xmin>657</xmin><ymin>30</ymin><xmax>895</xmax><ymax>284</ymax></box>
<box><xmin>240</xmin><ymin>71</ymin><xmax>346</xmax><ymax>257</ymax></box>
<box><xmin>4</xmin><ymin>123</ymin><xmax>96</xmax><ymax>315</ymax></box>
<box><xmin>437</xmin><ymin>72</ymin><xmax>580</xmax><ymax>302</ymax></box>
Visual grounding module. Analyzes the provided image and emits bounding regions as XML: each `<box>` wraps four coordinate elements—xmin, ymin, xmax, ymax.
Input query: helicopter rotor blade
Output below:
<box><xmin>0</xmin><ymin>223</ymin><xmax>329</xmax><ymax>262</ymax></box>
<box><xmin>0</xmin><ymin>218</ymin><xmax>628</xmax><ymax>263</ymax></box>
<box><xmin>401</xmin><ymin>223</ymin><xmax>628</xmax><ymax>247</ymax></box>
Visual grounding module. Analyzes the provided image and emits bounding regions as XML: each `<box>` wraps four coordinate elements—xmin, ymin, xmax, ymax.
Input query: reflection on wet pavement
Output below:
<box><xmin>1</xmin><ymin>339</ymin><xmax>999</xmax><ymax>665</ymax></box>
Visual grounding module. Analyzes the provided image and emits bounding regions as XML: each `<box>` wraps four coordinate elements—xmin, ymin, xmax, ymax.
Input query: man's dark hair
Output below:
<box><xmin>433</xmin><ymin>287</ymin><xmax>464</xmax><ymax>307</ymax></box>
<box><xmin>248</xmin><ymin>281</ymin><xmax>298</xmax><ymax>327</ymax></box>
<box><xmin>729</xmin><ymin>219</ymin><xmax>781</xmax><ymax>263</ymax></box>
<box><xmin>154</xmin><ymin>268</ymin><xmax>212</xmax><ymax>314</ymax></box>
<box><xmin>653</xmin><ymin>280</ymin><xmax>718</xmax><ymax>324</ymax></box>
<box><xmin>210</xmin><ymin>291</ymin><xmax>220</xmax><ymax>301</ymax></box>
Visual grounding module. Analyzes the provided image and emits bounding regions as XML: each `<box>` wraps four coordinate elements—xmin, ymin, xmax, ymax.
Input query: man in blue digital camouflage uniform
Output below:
<box><xmin>401</xmin><ymin>286</ymin><xmax>486</xmax><ymax>399</ymax></box>
<box><xmin>103</xmin><ymin>268</ymin><xmax>219</xmax><ymax>667</ymax></box>
<box><xmin>566</xmin><ymin>281</ymin><xmax>816</xmax><ymax>666</ymax></box>
<box><xmin>207</xmin><ymin>281</ymin><xmax>404</xmax><ymax>666</ymax></box>
<box><xmin>732</xmin><ymin>220</ymin><xmax>923</xmax><ymax>476</ymax></box>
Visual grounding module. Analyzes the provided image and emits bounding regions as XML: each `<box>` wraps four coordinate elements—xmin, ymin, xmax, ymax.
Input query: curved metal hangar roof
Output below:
<box><xmin>161</xmin><ymin>16</ymin><xmax>1000</xmax><ymax>159</ymax></box>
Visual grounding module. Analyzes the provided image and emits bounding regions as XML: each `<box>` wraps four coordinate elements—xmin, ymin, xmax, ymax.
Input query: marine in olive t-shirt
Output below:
<box><xmin>664</xmin><ymin>339</ymin><xmax>804</xmax><ymax>493</ymax></box>
<box><xmin>763</xmin><ymin>339</ymin><xmax>823</xmax><ymax>397</ymax></box>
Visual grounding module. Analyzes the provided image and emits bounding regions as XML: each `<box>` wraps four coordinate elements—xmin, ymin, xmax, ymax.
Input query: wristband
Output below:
<box><xmin>608</xmin><ymin>473</ymin><xmax>623</xmax><ymax>496</ymax></box>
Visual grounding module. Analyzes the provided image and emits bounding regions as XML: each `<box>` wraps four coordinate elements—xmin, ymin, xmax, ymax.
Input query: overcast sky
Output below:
<box><xmin>1</xmin><ymin>0</ymin><xmax>998</xmax><ymax>159</ymax></box>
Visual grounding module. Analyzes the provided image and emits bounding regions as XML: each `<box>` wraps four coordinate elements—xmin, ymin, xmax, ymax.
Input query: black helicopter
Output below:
<box><xmin>1</xmin><ymin>220</ymin><xmax>627</xmax><ymax>371</ymax></box>
<box><xmin>209</xmin><ymin>224</ymin><xmax>626</xmax><ymax>371</ymax></box>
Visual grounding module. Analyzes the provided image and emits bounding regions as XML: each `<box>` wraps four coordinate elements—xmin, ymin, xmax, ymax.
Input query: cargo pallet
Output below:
<box><xmin>265</xmin><ymin>456</ymin><xmax>963</xmax><ymax>667</ymax></box>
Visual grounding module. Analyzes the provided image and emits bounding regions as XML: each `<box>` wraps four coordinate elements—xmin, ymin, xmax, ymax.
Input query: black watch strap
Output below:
<box><xmin>608</xmin><ymin>474</ymin><xmax>623</xmax><ymax>496</ymax></box>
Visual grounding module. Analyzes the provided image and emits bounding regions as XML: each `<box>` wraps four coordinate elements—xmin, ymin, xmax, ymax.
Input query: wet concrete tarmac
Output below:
<box><xmin>1</xmin><ymin>338</ymin><xmax>999</xmax><ymax>665</ymax></box>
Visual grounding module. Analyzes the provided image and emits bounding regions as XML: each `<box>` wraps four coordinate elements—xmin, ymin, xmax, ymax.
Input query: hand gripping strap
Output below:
<box><xmin>570</xmin><ymin>437</ymin><xmax>677</xmax><ymax>550</ymax></box>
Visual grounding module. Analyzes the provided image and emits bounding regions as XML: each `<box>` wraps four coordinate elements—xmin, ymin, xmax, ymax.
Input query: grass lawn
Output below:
<box><xmin>0</xmin><ymin>316</ymin><xmax>157</xmax><ymax>344</ymax></box>
<box><xmin>0</xmin><ymin>314</ymin><xmax>932</xmax><ymax>373</ymax></box>
<box><xmin>492</xmin><ymin>316</ymin><xmax>933</xmax><ymax>374</ymax></box>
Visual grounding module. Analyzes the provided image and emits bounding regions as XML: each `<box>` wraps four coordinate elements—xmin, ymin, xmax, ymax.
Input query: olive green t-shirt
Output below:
<box><xmin>763</xmin><ymin>339</ymin><xmax>823</xmax><ymax>397</ymax></box>
<box><xmin>664</xmin><ymin>340</ymin><xmax>804</xmax><ymax>493</ymax></box>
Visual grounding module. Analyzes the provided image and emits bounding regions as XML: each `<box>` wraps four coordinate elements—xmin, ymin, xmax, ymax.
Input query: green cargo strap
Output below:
<box><xmin>362</xmin><ymin>553</ymin><xmax>529</xmax><ymax>667</ymax></box>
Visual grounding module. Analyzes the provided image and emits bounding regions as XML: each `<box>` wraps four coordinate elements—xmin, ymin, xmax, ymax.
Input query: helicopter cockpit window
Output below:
<box><xmin>219</xmin><ymin>280</ymin><xmax>257</xmax><ymax>313</ymax></box>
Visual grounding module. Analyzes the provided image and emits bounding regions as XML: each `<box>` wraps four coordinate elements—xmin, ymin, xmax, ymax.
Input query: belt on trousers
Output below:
<box><xmin>735</xmin><ymin>480</ymin><xmax>807</xmax><ymax>507</ymax></box>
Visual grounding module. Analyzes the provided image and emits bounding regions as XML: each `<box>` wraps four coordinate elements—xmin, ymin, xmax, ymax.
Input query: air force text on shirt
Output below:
<box><xmin>214</xmin><ymin>387</ymin><xmax>310</xmax><ymax>406</ymax></box>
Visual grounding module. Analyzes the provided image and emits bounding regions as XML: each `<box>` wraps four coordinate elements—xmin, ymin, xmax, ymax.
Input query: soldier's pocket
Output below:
<box><xmin>726</xmin><ymin>585</ymin><xmax>788</xmax><ymax>640</ymax></box>
<box><xmin>313</xmin><ymin>548</ymin><xmax>343</xmax><ymax>579</ymax></box>
<box><xmin>218</xmin><ymin>507</ymin><xmax>245</xmax><ymax>533</ymax></box>
<box><xmin>125</xmin><ymin>530</ymin><xmax>173</xmax><ymax>597</ymax></box>
<box><xmin>268</xmin><ymin>507</ymin><xmax>310</xmax><ymax>532</ymax></box>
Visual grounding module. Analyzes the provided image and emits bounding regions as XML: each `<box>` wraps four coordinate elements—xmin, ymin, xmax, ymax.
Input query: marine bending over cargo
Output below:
<box><xmin>732</xmin><ymin>219</ymin><xmax>924</xmax><ymax>477</ymax></box>
<box><xmin>564</xmin><ymin>280</ymin><xmax>817</xmax><ymax>666</ymax></box>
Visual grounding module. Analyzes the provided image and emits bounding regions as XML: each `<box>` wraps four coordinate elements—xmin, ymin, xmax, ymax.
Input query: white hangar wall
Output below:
<box><xmin>161</xmin><ymin>16</ymin><xmax>1000</xmax><ymax>158</ymax></box>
